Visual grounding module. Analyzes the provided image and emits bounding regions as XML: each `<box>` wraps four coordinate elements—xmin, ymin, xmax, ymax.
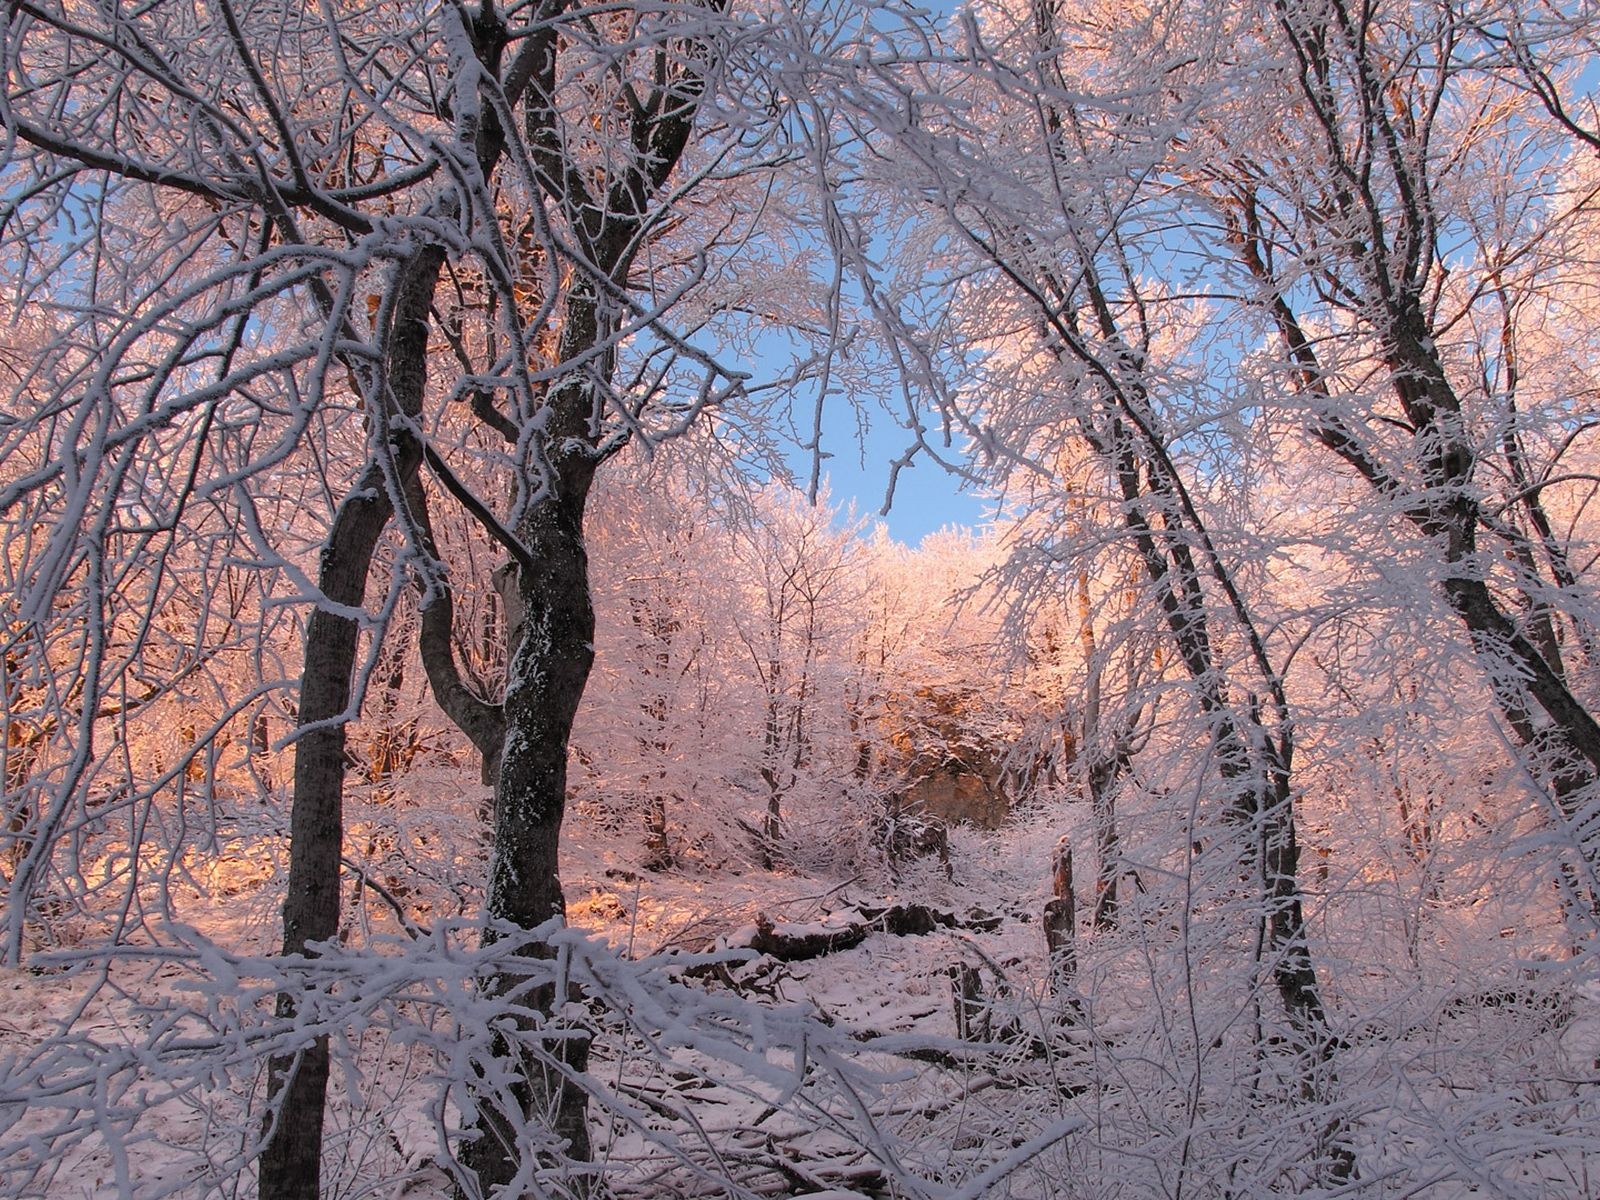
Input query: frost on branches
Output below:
<box><xmin>4</xmin><ymin>0</ymin><xmax>1600</xmax><ymax>1198</ymax></box>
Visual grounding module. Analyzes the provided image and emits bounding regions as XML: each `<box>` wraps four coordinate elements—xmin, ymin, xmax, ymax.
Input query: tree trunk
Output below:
<box><xmin>413</xmin><ymin>479</ymin><xmax>507</xmax><ymax>786</ymax></box>
<box><xmin>759</xmin><ymin>689</ymin><xmax>786</xmax><ymax>871</ymax></box>
<box><xmin>1219</xmin><ymin>13</ymin><xmax>1600</xmax><ymax>901</ymax></box>
<box><xmin>949</xmin><ymin>962</ymin><xmax>991</xmax><ymax>1043</ymax></box>
<box><xmin>1077</xmin><ymin>573</ymin><xmax>1135</xmax><ymax>930</ymax></box>
<box><xmin>999</xmin><ymin>10</ymin><xmax>1343</xmax><ymax>1098</ymax></box>
<box><xmin>1044</xmin><ymin>835</ymin><xmax>1077</xmax><ymax>993</ymax></box>
<box><xmin>259</xmin><ymin>488</ymin><xmax>382</xmax><ymax>1200</ymax></box>
<box><xmin>1229</xmin><ymin>205</ymin><xmax>1600</xmax><ymax>898</ymax></box>
<box><xmin>259</xmin><ymin>243</ymin><xmax>444</xmax><ymax>1200</ymax></box>
<box><xmin>443</xmin><ymin>7</ymin><xmax>713</xmax><ymax>1184</ymax></box>
<box><xmin>458</xmin><ymin>528</ymin><xmax>597</xmax><ymax>1191</ymax></box>
<box><xmin>458</xmin><ymin>291</ymin><xmax>606</xmax><ymax>1194</ymax></box>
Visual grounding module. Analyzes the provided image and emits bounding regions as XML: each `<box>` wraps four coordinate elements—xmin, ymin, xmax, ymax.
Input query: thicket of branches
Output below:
<box><xmin>4</xmin><ymin>0</ymin><xmax>1600</xmax><ymax>1197</ymax></box>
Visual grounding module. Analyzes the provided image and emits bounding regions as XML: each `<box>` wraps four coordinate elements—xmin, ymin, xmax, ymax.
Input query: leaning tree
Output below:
<box><xmin>833</xmin><ymin>0</ymin><xmax>1353</xmax><ymax>1181</ymax></box>
<box><xmin>1181</xmin><ymin>0</ymin><xmax>1600</xmax><ymax>913</ymax></box>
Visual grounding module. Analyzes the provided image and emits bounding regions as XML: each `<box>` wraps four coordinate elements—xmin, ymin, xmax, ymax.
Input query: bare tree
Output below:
<box><xmin>840</xmin><ymin>0</ymin><xmax>1351</xmax><ymax>1177</ymax></box>
<box><xmin>1</xmin><ymin>0</ymin><xmax>877</xmax><ymax>1193</ymax></box>
<box><xmin>1189</xmin><ymin>0</ymin><xmax>1600</xmax><ymax>907</ymax></box>
<box><xmin>727</xmin><ymin>489</ymin><xmax>865</xmax><ymax>868</ymax></box>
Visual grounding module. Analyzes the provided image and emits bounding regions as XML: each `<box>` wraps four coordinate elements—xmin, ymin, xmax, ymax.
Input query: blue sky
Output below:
<box><xmin>809</xmin><ymin>413</ymin><xmax>993</xmax><ymax>544</ymax></box>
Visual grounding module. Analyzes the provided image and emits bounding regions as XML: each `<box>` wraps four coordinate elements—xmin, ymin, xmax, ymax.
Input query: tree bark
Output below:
<box><xmin>1044</xmin><ymin>835</ymin><xmax>1077</xmax><ymax>993</ymax></box>
<box><xmin>457</xmin><ymin>275</ymin><xmax>606</xmax><ymax>1193</ymax></box>
<box><xmin>1015</xmin><ymin>0</ymin><xmax>1341</xmax><ymax>1092</ymax></box>
<box><xmin>419</xmin><ymin>5</ymin><xmax>715</xmax><ymax>1187</ymax></box>
<box><xmin>260</xmin><ymin>243</ymin><xmax>445</xmax><ymax>1200</ymax></box>
<box><xmin>411</xmin><ymin>479</ymin><xmax>507</xmax><ymax>786</ymax></box>
<box><xmin>1224</xmin><ymin>195</ymin><xmax>1600</xmax><ymax>894</ymax></box>
<box><xmin>949</xmin><ymin>962</ymin><xmax>990</xmax><ymax>1043</ymax></box>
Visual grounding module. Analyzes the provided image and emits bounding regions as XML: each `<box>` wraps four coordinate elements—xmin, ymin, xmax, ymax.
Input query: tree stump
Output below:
<box><xmin>949</xmin><ymin>962</ymin><xmax>991</xmax><ymax>1043</ymax></box>
<box><xmin>1043</xmin><ymin>835</ymin><xmax>1076</xmax><ymax>994</ymax></box>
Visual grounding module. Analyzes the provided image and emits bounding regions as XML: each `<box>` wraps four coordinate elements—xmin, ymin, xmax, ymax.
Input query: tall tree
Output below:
<box><xmin>0</xmin><ymin>0</ymin><xmax>870</xmax><ymax>1192</ymax></box>
<box><xmin>848</xmin><ymin>0</ymin><xmax>1348</xmax><ymax>1170</ymax></box>
<box><xmin>1189</xmin><ymin>0</ymin><xmax>1600</xmax><ymax>906</ymax></box>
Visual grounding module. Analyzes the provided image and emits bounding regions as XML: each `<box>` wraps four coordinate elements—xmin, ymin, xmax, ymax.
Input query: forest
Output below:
<box><xmin>2</xmin><ymin>0</ymin><xmax>1599</xmax><ymax>1196</ymax></box>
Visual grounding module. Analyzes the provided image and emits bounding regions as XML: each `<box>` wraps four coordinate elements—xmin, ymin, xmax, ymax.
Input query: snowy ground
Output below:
<box><xmin>3</xmin><ymin>792</ymin><xmax>1599</xmax><ymax>1199</ymax></box>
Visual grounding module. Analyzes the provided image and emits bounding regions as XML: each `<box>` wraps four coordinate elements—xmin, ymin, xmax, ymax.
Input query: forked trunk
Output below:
<box><xmin>458</xmin><ymin>352</ymin><xmax>605</xmax><ymax>1196</ymax></box>
<box><xmin>259</xmin><ymin>245</ymin><xmax>443</xmax><ymax>1200</ymax></box>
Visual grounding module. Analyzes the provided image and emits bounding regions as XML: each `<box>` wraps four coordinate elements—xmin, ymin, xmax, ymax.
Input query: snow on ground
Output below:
<box><xmin>3</xmin><ymin>790</ymin><xmax>1599</xmax><ymax>1199</ymax></box>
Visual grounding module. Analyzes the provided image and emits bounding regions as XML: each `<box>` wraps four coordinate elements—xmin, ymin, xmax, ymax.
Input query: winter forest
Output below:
<box><xmin>4</xmin><ymin>0</ymin><xmax>1600</xmax><ymax>1196</ymax></box>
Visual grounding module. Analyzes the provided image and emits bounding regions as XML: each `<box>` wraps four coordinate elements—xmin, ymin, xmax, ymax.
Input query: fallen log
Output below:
<box><xmin>747</xmin><ymin>914</ymin><xmax>868</xmax><ymax>960</ymax></box>
<box><xmin>715</xmin><ymin>902</ymin><xmax>1002</xmax><ymax>964</ymax></box>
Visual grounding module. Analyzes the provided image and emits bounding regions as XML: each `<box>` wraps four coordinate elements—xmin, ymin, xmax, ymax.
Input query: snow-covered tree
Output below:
<box><xmin>0</xmin><ymin>0</ymin><xmax>929</xmax><ymax>1192</ymax></box>
<box><xmin>1187</xmin><ymin>0</ymin><xmax>1600</xmax><ymax>910</ymax></box>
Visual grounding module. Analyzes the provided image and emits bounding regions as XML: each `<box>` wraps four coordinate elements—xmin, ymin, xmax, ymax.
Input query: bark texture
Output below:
<box><xmin>260</xmin><ymin>243</ymin><xmax>445</xmax><ymax>1200</ymax></box>
<box><xmin>1044</xmin><ymin>835</ymin><xmax>1077</xmax><ymax>992</ymax></box>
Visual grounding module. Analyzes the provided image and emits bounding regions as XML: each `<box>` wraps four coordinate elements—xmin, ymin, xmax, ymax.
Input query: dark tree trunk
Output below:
<box><xmin>458</xmin><ymin>292</ymin><xmax>606</xmax><ymax>1194</ymax></box>
<box><xmin>1096</xmin><ymin>411</ymin><xmax>1333</xmax><ymax>1048</ymax></box>
<box><xmin>1044</xmin><ymin>835</ymin><xmax>1077</xmax><ymax>993</ymax></box>
<box><xmin>949</xmin><ymin>962</ymin><xmax>991</xmax><ymax>1043</ymax></box>
<box><xmin>259</xmin><ymin>244</ymin><xmax>445</xmax><ymax>1200</ymax></box>
<box><xmin>1255</xmin><ymin>761</ymin><xmax>1332</xmax><ymax>1043</ymax></box>
<box><xmin>1230</xmin><ymin>203</ymin><xmax>1600</xmax><ymax>896</ymax></box>
<box><xmin>1222</xmin><ymin>15</ymin><xmax>1600</xmax><ymax>900</ymax></box>
<box><xmin>1088</xmin><ymin>751</ymin><xmax>1122</xmax><ymax>930</ymax></box>
<box><xmin>412</xmin><ymin>479</ymin><xmax>507</xmax><ymax>786</ymax></box>
<box><xmin>438</xmin><ymin>7</ymin><xmax>713</xmax><ymax>1186</ymax></box>
<box><xmin>1000</xmin><ymin>3</ymin><xmax>1342</xmax><ymax>1095</ymax></box>
<box><xmin>1078</xmin><ymin>584</ymin><xmax>1138</xmax><ymax>932</ymax></box>
<box><xmin>259</xmin><ymin>489</ymin><xmax>383</xmax><ymax>1200</ymax></box>
<box><xmin>759</xmin><ymin>688</ymin><xmax>786</xmax><ymax>871</ymax></box>
<box><xmin>643</xmin><ymin>796</ymin><xmax>670</xmax><ymax>870</ymax></box>
<box><xmin>258</xmin><ymin>5</ymin><xmax>526</xmax><ymax>1187</ymax></box>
